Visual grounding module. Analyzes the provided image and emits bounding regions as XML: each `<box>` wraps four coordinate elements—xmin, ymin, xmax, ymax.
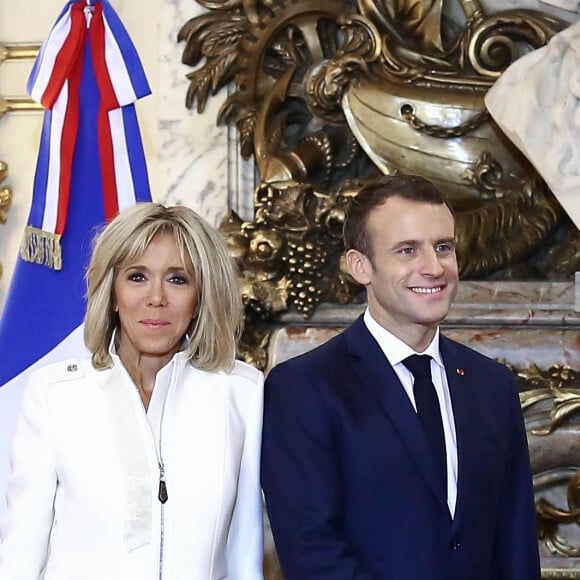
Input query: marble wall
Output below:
<box><xmin>267</xmin><ymin>281</ymin><xmax>580</xmax><ymax>371</ymax></box>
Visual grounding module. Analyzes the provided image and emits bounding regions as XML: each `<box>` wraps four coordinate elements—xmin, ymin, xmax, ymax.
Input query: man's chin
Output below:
<box><xmin>414</xmin><ymin>309</ymin><xmax>450</xmax><ymax>326</ymax></box>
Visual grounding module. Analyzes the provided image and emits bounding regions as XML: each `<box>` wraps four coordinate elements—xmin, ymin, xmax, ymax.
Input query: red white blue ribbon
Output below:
<box><xmin>22</xmin><ymin>0</ymin><xmax>151</xmax><ymax>269</ymax></box>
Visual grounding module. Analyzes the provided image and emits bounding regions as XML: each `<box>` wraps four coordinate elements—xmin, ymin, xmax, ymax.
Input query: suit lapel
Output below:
<box><xmin>440</xmin><ymin>336</ymin><xmax>475</xmax><ymax>528</ymax></box>
<box><xmin>345</xmin><ymin>318</ymin><xmax>448</xmax><ymax>512</ymax></box>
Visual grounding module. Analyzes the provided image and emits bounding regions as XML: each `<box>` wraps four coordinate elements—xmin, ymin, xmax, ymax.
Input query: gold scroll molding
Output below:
<box><xmin>0</xmin><ymin>161</ymin><xmax>13</xmax><ymax>280</ymax></box>
<box><xmin>519</xmin><ymin>364</ymin><xmax>580</xmax><ymax>569</ymax></box>
<box><xmin>0</xmin><ymin>43</ymin><xmax>42</xmax><ymax>119</ymax></box>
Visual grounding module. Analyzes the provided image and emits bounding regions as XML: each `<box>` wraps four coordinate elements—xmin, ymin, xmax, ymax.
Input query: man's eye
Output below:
<box><xmin>436</xmin><ymin>244</ymin><xmax>454</xmax><ymax>252</ymax></box>
<box><xmin>400</xmin><ymin>247</ymin><xmax>415</xmax><ymax>254</ymax></box>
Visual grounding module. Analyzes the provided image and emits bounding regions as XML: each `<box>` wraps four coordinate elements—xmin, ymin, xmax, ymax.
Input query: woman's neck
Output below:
<box><xmin>117</xmin><ymin>349</ymin><xmax>173</xmax><ymax>411</ymax></box>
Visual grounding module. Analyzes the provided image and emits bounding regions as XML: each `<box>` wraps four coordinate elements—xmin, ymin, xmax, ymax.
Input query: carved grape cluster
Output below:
<box><xmin>286</xmin><ymin>240</ymin><xmax>327</xmax><ymax>316</ymax></box>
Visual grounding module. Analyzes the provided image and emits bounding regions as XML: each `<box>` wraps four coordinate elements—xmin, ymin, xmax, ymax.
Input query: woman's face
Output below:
<box><xmin>113</xmin><ymin>233</ymin><xmax>197</xmax><ymax>366</ymax></box>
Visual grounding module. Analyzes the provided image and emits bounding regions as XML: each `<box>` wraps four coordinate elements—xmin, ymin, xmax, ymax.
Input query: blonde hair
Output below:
<box><xmin>84</xmin><ymin>202</ymin><xmax>243</xmax><ymax>372</ymax></box>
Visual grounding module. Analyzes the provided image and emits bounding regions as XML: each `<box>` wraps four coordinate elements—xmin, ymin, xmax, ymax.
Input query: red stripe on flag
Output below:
<box><xmin>90</xmin><ymin>4</ymin><xmax>120</xmax><ymax>111</ymax></box>
<box><xmin>97</xmin><ymin>108</ymin><xmax>119</xmax><ymax>222</ymax></box>
<box><xmin>41</xmin><ymin>3</ymin><xmax>86</xmax><ymax>110</ymax></box>
<box><xmin>91</xmin><ymin>3</ymin><xmax>120</xmax><ymax>221</ymax></box>
<box><xmin>55</xmin><ymin>50</ymin><xmax>84</xmax><ymax>236</ymax></box>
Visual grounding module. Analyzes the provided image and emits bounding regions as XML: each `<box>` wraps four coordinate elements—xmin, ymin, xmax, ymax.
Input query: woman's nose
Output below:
<box><xmin>147</xmin><ymin>280</ymin><xmax>167</xmax><ymax>306</ymax></box>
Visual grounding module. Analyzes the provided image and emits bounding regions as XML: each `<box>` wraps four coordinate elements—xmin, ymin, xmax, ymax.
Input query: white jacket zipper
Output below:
<box><xmin>131</xmin><ymin>383</ymin><xmax>170</xmax><ymax>580</ymax></box>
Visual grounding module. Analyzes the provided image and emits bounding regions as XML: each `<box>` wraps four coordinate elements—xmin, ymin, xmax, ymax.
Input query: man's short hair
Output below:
<box><xmin>343</xmin><ymin>175</ymin><xmax>449</xmax><ymax>264</ymax></box>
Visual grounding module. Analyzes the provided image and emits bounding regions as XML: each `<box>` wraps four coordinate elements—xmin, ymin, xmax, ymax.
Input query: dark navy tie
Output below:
<box><xmin>403</xmin><ymin>354</ymin><xmax>447</xmax><ymax>494</ymax></box>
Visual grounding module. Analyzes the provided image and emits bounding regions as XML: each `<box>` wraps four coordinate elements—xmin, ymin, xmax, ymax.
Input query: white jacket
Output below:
<box><xmin>0</xmin><ymin>352</ymin><xmax>264</xmax><ymax>580</ymax></box>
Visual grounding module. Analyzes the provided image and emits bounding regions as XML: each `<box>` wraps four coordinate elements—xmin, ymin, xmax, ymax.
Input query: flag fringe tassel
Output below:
<box><xmin>20</xmin><ymin>225</ymin><xmax>62</xmax><ymax>270</ymax></box>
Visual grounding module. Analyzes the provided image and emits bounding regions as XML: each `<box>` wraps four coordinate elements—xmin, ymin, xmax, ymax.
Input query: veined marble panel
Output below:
<box><xmin>267</xmin><ymin>281</ymin><xmax>580</xmax><ymax>372</ymax></box>
<box><xmin>158</xmin><ymin>0</ymin><xmax>257</xmax><ymax>227</ymax></box>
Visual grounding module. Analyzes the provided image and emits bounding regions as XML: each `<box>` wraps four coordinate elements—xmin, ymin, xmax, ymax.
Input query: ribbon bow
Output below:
<box><xmin>22</xmin><ymin>0</ymin><xmax>151</xmax><ymax>269</ymax></box>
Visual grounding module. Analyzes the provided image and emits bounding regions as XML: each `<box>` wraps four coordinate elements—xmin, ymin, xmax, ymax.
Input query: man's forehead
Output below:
<box><xmin>370</xmin><ymin>198</ymin><xmax>454</xmax><ymax>223</ymax></box>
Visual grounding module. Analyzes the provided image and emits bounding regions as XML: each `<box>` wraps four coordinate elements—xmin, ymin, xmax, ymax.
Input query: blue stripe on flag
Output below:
<box><xmin>123</xmin><ymin>105</ymin><xmax>152</xmax><ymax>201</ymax></box>
<box><xmin>102</xmin><ymin>1</ymin><xmax>151</xmax><ymax>100</ymax></box>
<box><xmin>27</xmin><ymin>112</ymin><xmax>52</xmax><ymax>229</ymax></box>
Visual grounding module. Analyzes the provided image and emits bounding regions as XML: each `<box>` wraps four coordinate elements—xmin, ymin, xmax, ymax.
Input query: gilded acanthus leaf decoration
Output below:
<box><xmin>517</xmin><ymin>364</ymin><xmax>579</xmax><ymax>435</ymax></box>
<box><xmin>178</xmin><ymin>13</ymin><xmax>248</xmax><ymax>113</ymax></box>
<box><xmin>186</xmin><ymin>49</ymin><xmax>240</xmax><ymax>113</ymax></box>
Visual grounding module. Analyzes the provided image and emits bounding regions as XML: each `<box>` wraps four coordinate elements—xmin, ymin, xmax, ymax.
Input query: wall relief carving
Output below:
<box><xmin>180</xmin><ymin>0</ymin><xmax>580</xmax><ymax>575</ymax></box>
<box><xmin>521</xmin><ymin>364</ymin><xmax>580</xmax><ymax>567</ymax></box>
<box><xmin>179</xmin><ymin>0</ymin><xmax>579</xmax><ymax>333</ymax></box>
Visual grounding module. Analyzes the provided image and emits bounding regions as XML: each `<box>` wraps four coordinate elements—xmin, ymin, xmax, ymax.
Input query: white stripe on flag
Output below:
<box><xmin>42</xmin><ymin>87</ymin><xmax>68</xmax><ymax>233</ymax></box>
<box><xmin>28</xmin><ymin>8</ymin><xmax>73</xmax><ymax>103</ymax></box>
<box><xmin>103</xmin><ymin>15</ymin><xmax>138</xmax><ymax>106</ymax></box>
<box><xmin>109</xmin><ymin>108</ymin><xmax>137</xmax><ymax>211</ymax></box>
<box><xmin>0</xmin><ymin>324</ymin><xmax>89</xmax><ymax>514</ymax></box>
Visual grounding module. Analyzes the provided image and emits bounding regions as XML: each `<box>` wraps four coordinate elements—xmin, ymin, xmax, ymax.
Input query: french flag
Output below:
<box><xmin>0</xmin><ymin>0</ymin><xmax>152</xmax><ymax>511</ymax></box>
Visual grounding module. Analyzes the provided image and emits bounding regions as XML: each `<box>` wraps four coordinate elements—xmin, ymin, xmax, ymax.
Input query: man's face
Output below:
<box><xmin>347</xmin><ymin>196</ymin><xmax>459</xmax><ymax>349</ymax></box>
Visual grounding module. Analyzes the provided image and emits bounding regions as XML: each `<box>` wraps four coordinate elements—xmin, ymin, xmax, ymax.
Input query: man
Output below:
<box><xmin>261</xmin><ymin>175</ymin><xmax>540</xmax><ymax>579</ymax></box>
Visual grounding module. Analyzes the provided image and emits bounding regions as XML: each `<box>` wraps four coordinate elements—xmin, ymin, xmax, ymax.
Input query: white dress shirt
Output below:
<box><xmin>363</xmin><ymin>309</ymin><xmax>458</xmax><ymax>516</ymax></box>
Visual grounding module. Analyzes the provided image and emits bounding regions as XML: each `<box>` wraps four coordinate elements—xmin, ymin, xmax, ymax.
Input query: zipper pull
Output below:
<box><xmin>158</xmin><ymin>462</ymin><xmax>168</xmax><ymax>504</ymax></box>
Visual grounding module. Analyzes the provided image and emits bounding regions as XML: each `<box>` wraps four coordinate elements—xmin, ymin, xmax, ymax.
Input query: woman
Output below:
<box><xmin>0</xmin><ymin>203</ymin><xmax>264</xmax><ymax>579</ymax></box>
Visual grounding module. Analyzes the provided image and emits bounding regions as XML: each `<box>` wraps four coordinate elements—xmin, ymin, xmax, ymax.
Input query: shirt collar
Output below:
<box><xmin>108</xmin><ymin>329</ymin><xmax>190</xmax><ymax>369</ymax></box>
<box><xmin>363</xmin><ymin>308</ymin><xmax>443</xmax><ymax>368</ymax></box>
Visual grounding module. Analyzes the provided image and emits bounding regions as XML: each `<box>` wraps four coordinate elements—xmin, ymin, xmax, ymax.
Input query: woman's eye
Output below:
<box><xmin>169</xmin><ymin>275</ymin><xmax>188</xmax><ymax>285</ymax></box>
<box><xmin>128</xmin><ymin>272</ymin><xmax>145</xmax><ymax>282</ymax></box>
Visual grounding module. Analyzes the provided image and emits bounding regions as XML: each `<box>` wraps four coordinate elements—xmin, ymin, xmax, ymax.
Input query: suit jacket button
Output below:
<box><xmin>450</xmin><ymin>538</ymin><xmax>461</xmax><ymax>550</ymax></box>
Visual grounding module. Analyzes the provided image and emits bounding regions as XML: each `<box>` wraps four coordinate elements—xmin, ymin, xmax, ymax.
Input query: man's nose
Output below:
<box><xmin>420</xmin><ymin>249</ymin><xmax>445</xmax><ymax>277</ymax></box>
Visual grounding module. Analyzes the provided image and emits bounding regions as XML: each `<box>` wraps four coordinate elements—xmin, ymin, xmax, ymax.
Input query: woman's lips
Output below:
<box><xmin>140</xmin><ymin>319</ymin><xmax>170</xmax><ymax>326</ymax></box>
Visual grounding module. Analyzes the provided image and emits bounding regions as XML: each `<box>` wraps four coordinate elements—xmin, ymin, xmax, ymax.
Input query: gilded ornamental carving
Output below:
<box><xmin>0</xmin><ymin>161</ymin><xmax>12</xmax><ymax>280</ymax></box>
<box><xmin>179</xmin><ymin>0</ymin><xmax>579</xmax><ymax>334</ymax></box>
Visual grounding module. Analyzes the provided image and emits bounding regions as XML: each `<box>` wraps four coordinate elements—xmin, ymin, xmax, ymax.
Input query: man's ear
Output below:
<box><xmin>346</xmin><ymin>249</ymin><xmax>372</xmax><ymax>286</ymax></box>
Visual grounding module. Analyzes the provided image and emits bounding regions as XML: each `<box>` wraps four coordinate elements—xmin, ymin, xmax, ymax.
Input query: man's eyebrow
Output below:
<box><xmin>435</xmin><ymin>237</ymin><xmax>456</xmax><ymax>246</ymax></box>
<box><xmin>391</xmin><ymin>239</ymin><xmax>419</xmax><ymax>248</ymax></box>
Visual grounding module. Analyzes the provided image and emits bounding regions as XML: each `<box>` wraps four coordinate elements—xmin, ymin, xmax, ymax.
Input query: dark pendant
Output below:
<box><xmin>158</xmin><ymin>480</ymin><xmax>168</xmax><ymax>504</ymax></box>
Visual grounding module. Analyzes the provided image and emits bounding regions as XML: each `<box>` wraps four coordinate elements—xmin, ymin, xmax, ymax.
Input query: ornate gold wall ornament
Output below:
<box><xmin>180</xmin><ymin>0</ymin><xmax>579</xmax><ymax>337</ymax></box>
<box><xmin>221</xmin><ymin>180</ymin><xmax>362</xmax><ymax>323</ymax></box>
<box><xmin>0</xmin><ymin>44</ymin><xmax>42</xmax><ymax>119</ymax></box>
<box><xmin>0</xmin><ymin>161</ymin><xmax>12</xmax><ymax>223</ymax></box>
<box><xmin>0</xmin><ymin>43</ymin><xmax>40</xmax><ymax>63</ymax></box>
<box><xmin>517</xmin><ymin>364</ymin><xmax>580</xmax><ymax>560</ymax></box>
<box><xmin>536</xmin><ymin>468</ymin><xmax>580</xmax><ymax>559</ymax></box>
<box><xmin>182</xmin><ymin>4</ymin><xmax>580</xmax><ymax>570</ymax></box>
<box><xmin>0</xmin><ymin>97</ymin><xmax>43</xmax><ymax>119</ymax></box>
<box><xmin>519</xmin><ymin>364</ymin><xmax>579</xmax><ymax>435</ymax></box>
<box><xmin>0</xmin><ymin>161</ymin><xmax>13</xmax><ymax>280</ymax></box>
<box><xmin>0</xmin><ymin>44</ymin><xmax>41</xmax><ymax>281</ymax></box>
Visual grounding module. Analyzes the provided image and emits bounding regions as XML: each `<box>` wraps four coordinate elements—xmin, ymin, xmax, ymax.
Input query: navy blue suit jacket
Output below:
<box><xmin>261</xmin><ymin>316</ymin><xmax>540</xmax><ymax>579</ymax></box>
